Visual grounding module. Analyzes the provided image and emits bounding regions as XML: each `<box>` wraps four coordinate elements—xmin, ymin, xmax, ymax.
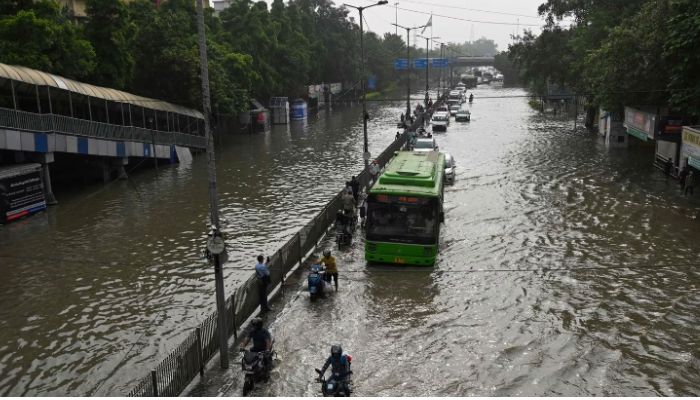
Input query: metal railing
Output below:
<box><xmin>126</xmin><ymin>124</ymin><xmax>416</xmax><ymax>397</ymax></box>
<box><xmin>0</xmin><ymin>107</ymin><xmax>206</xmax><ymax>149</ymax></box>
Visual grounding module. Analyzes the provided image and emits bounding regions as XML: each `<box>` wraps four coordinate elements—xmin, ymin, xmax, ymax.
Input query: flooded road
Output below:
<box><xmin>196</xmin><ymin>86</ymin><xmax>700</xmax><ymax>396</ymax></box>
<box><xmin>2</xmin><ymin>85</ymin><xmax>700</xmax><ymax>396</ymax></box>
<box><xmin>0</xmin><ymin>102</ymin><xmax>404</xmax><ymax>395</ymax></box>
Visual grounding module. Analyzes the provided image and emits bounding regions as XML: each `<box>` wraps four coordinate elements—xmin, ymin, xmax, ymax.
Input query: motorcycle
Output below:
<box><xmin>308</xmin><ymin>267</ymin><xmax>326</xmax><ymax>300</ymax></box>
<box><xmin>315</xmin><ymin>368</ymin><xmax>353</xmax><ymax>397</ymax></box>
<box><xmin>240</xmin><ymin>348</ymin><xmax>272</xmax><ymax>396</ymax></box>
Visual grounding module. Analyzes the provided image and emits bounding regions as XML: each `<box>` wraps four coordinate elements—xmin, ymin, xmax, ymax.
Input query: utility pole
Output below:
<box><xmin>196</xmin><ymin>0</ymin><xmax>228</xmax><ymax>370</ymax></box>
<box><xmin>345</xmin><ymin>1</ymin><xmax>388</xmax><ymax>168</ymax></box>
<box><xmin>418</xmin><ymin>35</ymin><xmax>440</xmax><ymax>105</ymax></box>
<box><xmin>394</xmin><ymin>2</ymin><xmax>399</xmax><ymax>35</ymax></box>
<box><xmin>393</xmin><ymin>22</ymin><xmax>427</xmax><ymax>119</ymax></box>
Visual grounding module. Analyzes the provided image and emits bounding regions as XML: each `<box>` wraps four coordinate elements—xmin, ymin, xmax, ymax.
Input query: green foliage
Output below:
<box><xmin>665</xmin><ymin>0</ymin><xmax>700</xmax><ymax>117</ymax></box>
<box><xmin>0</xmin><ymin>1</ymin><xmax>96</xmax><ymax>80</ymax></box>
<box><xmin>84</xmin><ymin>0</ymin><xmax>135</xmax><ymax>89</ymax></box>
<box><xmin>0</xmin><ymin>0</ymin><xmax>422</xmax><ymax>115</ymax></box>
<box><xmin>509</xmin><ymin>0</ymin><xmax>700</xmax><ymax>116</ymax></box>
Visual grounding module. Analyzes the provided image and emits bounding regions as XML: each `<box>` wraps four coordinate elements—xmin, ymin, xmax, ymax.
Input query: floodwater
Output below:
<box><xmin>0</xmin><ymin>102</ymin><xmax>403</xmax><ymax>395</ymax></box>
<box><xmin>2</xmin><ymin>85</ymin><xmax>700</xmax><ymax>396</ymax></box>
<box><xmin>194</xmin><ymin>85</ymin><xmax>700</xmax><ymax>397</ymax></box>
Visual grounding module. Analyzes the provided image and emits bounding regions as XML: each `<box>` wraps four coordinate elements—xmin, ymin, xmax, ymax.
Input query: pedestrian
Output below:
<box><xmin>400</xmin><ymin>113</ymin><xmax>405</xmax><ymax>123</ymax></box>
<box><xmin>680</xmin><ymin>163</ymin><xmax>689</xmax><ymax>191</ymax></box>
<box><xmin>395</xmin><ymin>131</ymin><xmax>401</xmax><ymax>141</ymax></box>
<box><xmin>686</xmin><ymin>170</ymin><xmax>695</xmax><ymax>196</ymax></box>
<box><xmin>664</xmin><ymin>157</ymin><xmax>673</xmax><ymax>177</ymax></box>
<box><xmin>369</xmin><ymin>160</ymin><xmax>380</xmax><ymax>184</ymax></box>
<box><xmin>255</xmin><ymin>255</ymin><xmax>272</xmax><ymax>312</ymax></box>
<box><xmin>349</xmin><ymin>175</ymin><xmax>360</xmax><ymax>203</ymax></box>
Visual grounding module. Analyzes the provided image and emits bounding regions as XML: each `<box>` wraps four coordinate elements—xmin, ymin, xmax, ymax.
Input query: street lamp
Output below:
<box><xmin>417</xmin><ymin>35</ymin><xmax>439</xmax><ymax>106</ymax></box>
<box><xmin>344</xmin><ymin>0</ymin><xmax>388</xmax><ymax>168</ymax></box>
<box><xmin>392</xmin><ymin>22</ymin><xmax>427</xmax><ymax>119</ymax></box>
<box><xmin>433</xmin><ymin>40</ymin><xmax>446</xmax><ymax>99</ymax></box>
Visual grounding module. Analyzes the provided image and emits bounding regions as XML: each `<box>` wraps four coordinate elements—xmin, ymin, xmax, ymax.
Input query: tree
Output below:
<box><xmin>664</xmin><ymin>0</ymin><xmax>700</xmax><ymax>117</ymax></box>
<box><xmin>0</xmin><ymin>1</ymin><xmax>96</xmax><ymax>80</ymax></box>
<box><xmin>84</xmin><ymin>0</ymin><xmax>135</xmax><ymax>89</ymax></box>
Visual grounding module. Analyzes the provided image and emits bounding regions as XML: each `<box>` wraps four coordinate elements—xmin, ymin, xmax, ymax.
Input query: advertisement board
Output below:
<box><xmin>681</xmin><ymin>127</ymin><xmax>700</xmax><ymax>169</ymax></box>
<box><xmin>624</xmin><ymin>107</ymin><xmax>657</xmax><ymax>140</ymax></box>
<box><xmin>0</xmin><ymin>164</ymin><xmax>46</xmax><ymax>224</ymax></box>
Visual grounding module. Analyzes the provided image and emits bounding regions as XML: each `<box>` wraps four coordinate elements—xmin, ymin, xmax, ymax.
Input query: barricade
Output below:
<box><xmin>128</xmin><ymin>123</ymin><xmax>412</xmax><ymax>396</ymax></box>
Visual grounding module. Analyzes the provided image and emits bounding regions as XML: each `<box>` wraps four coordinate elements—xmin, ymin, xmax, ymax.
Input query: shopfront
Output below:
<box><xmin>623</xmin><ymin>106</ymin><xmax>656</xmax><ymax>143</ymax></box>
<box><xmin>681</xmin><ymin>126</ymin><xmax>700</xmax><ymax>172</ymax></box>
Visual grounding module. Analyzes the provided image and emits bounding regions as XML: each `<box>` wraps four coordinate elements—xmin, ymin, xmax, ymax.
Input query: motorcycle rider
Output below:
<box><xmin>320</xmin><ymin>249</ymin><xmax>338</xmax><ymax>291</ymax></box>
<box><xmin>318</xmin><ymin>345</ymin><xmax>352</xmax><ymax>393</ymax></box>
<box><xmin>240</xmin><ymin>318</ymin><xmax>272</xmax><ymax>377</ymax></box>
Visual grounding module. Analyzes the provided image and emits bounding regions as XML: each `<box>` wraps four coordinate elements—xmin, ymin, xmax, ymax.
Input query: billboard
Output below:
<box><xmin>0</xmin><ymin>164</ymin><xmax>46</xmax><ymax>224</ymax></box>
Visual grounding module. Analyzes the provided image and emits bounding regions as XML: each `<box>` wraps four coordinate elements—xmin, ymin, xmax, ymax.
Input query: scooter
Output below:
<box><xmin>240</xmin><ymin>348</ymin><xmax>273</xmax><ymax>396</ymax></box>
<box><xmin>308</xmin><ymin>267</ymin><xmax>326</xmax><ymax>300</ymax></box>
<box><xmin>315</xmin><ymin>368</ymin><xmax>353</xmax><ymax>397</ymax></box>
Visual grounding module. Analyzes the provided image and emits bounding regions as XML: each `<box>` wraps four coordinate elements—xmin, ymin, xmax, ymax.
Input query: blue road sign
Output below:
<box><xmin>393</xmin><ymin>59</ymin><xmax>408</xmax><ymax>70</ymax></box>
<box><xmin>431</xmin><ymin>58</ymin><xmax>449</xmax><ymax>68</ymax></box>
<box><xmin>367</xmin><ymin>75</ymin><xmax>377</xmax><ymax>90</ymax></box>
<box><xmin>414</xmin><ymin>59</ymin><xmax>428</xmax><ymax>69</ymax></box>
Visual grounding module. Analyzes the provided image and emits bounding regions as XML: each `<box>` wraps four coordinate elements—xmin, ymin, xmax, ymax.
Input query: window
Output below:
<box><xmin>367</xmin><ymin>199</ymin><xmax>438</xmax><ymax>244</ymax></box>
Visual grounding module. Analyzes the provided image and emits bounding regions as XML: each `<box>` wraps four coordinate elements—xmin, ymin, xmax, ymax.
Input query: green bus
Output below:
<box><xmin>365</xmin><ymin>151</ymin><xmax>445</xmax><ymax>266</ymax></box>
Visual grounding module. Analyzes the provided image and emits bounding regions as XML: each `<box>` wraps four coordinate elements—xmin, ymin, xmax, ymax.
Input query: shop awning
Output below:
<box><xmin>626</xmin><ymin>126</ymin><xmax>648</xmax><ymax>141</ymax></box>
<box><xmin>689</xmin><ymin>156</ymin><xmax>700</xmax><ymax>170</ymax></box>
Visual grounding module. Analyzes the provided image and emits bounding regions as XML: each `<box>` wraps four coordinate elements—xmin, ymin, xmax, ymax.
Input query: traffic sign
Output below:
<box><xmin>431</xmin><ymin>58</ymin><xmax>449</xmax><ymax>68</ymax></box>
<box><xmin>393</xmin><ymin>58</ymin><xmax>409</xmax><ymax>70</ymax></box>
<box><xmin>414</xmin><ymin>59</ymin><xmax>428</xmax><ymax>69</ymax></box>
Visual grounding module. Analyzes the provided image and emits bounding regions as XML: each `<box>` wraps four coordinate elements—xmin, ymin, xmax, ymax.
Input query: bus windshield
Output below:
<box><xmin>366</xmin><ymin>196</ymin><xmax>439</xmax><ymax>245</ymax></box>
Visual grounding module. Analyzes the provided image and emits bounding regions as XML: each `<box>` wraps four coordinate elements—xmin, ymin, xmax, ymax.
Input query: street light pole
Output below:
<box><xmin>393</xmin><ymin>22</ymin><xmax>426</xmax><ymax>119</ymax></box>
<box><xmin>196</xmin><ymin>0</ymin><xmax>228</xmax><ymax>369</ymax></box>
<box><xmin>345</xmin><ymin>0</ymin><xmax>388</xmax><ymax>169</ymax></box>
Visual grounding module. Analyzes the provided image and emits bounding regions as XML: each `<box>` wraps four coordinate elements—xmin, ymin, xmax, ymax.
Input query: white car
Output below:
<box><xmin>431</xmin><ymin>112</ymin><xmax>450</xmax><ymax>132</ymax></box>
<box><xmin>413</xmin><ymin>137</ymin><xmax>438</xmax><ymax>152</ymax></box>
<box><xmin>449</xmin><ymin>104</ymin><xmax>461</xmax><ymax>116</ymax></box>
<box><xmin>444</xmin><ymin>153</ymin><xmax>456</xmax><ymax>183</ymax></box>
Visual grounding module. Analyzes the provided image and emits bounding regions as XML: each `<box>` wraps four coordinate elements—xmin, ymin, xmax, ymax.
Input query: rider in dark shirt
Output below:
<box><xmin>241</xmin><ymin>318</ymin><xmax>271</xmax><ymax>352</ymax></box>
<box><xmin>319</xmin><ymin>344</ymin><xmax>352</xmax><ymax>382</ymax></box>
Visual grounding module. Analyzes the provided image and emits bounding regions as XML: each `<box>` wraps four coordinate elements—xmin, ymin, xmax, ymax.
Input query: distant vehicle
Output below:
<box><xmin>444</xmin><ymin>153</ymin><xmax>456</xmax><ymax>184</ymax></box>
<box><xmin>448</xmin><ymin>90</ymin><xmax>463</xmax><ymax>104</ymax></box>
<box><xmin>449</xmin><ymin>104</ymin><xmax>460</xmax><ymax>116</ymax></box>
<box><xmin>413</xmin><ymin>137</ymin><xmax>438</xmax><ymax>151</ymax></box>
<box><xmin>435</xmin><ymin>105</ymin><xmax>448</xmax><ymax>113</ymax></box>
<box><xmin>365</xmin><ymin>151</ymin><xmax>445</xmax><ymax>266</ymax></box>
<box><xmin>431</xmin><ymin>113</ymin><xmax>449</xmax><ymax>132</ymax></box>
<box><xmin>455</xmin><ymin>108</ymin><xmax>471</xmax><ymax>122</ymax></box>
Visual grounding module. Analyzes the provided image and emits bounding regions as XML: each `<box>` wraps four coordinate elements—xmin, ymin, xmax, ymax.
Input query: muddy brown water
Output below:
<box><xmin>1</xmin><ymin>86</ymin><xmax>699</xmax><ymax>396</ymax></box>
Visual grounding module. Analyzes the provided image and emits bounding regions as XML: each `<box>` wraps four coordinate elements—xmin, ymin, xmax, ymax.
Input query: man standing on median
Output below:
<box><xmin>255</xmin><ymin>255</ymin><xmax>272</xmax><ymax>312</ymax></box>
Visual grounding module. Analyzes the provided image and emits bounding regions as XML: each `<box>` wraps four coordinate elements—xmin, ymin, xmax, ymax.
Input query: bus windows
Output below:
<box><xmin>366</xmin><ymin>200</ymin><xmax>438</xmax><ymax>244</ymax></box>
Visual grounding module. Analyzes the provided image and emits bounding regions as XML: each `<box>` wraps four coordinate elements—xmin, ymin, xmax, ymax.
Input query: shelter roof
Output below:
<box><xmin>0</xmin><ymin>63</ymin><xmax>203</xmax><ymax>118</ymax></box>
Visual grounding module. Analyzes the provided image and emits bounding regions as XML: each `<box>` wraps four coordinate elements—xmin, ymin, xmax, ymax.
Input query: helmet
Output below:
<box><xmin>251</xmin><ymin>317</ymin><xmax>263</xmax><ymax>329</ymax></box>
<box><xmin>323</xmin><ymin>249</ymin><xmax>331</xmax><ymax>257</ymax></box>
<box><xmin>331</xmin><ymin>345</ymin><xmax>342</xmax><ymax>357</ymax></box>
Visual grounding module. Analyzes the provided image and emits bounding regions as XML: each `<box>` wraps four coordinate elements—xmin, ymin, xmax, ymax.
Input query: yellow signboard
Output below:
<box><xmin>682</xmin><ymin>127</ymin><xmax>700</xmax><ymax>148</ymax></box>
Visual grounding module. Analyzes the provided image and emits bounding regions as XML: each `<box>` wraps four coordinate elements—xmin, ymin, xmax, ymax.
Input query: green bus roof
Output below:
<box><xmin>370</xmin><ymin>151</ymin><xmax>444</xmax><ymax>197</ymax></box>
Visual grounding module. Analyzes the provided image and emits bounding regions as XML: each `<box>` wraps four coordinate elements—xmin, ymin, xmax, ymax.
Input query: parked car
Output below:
<box><xmin>444</xmin><ymin>153</ymin><xmax>456</xmax><ymax>183</ymax></box>
<box><xmin>413</xmin><ymin>137</ymin><xmax>438</xmax><ymax>152</ymax></box>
